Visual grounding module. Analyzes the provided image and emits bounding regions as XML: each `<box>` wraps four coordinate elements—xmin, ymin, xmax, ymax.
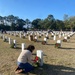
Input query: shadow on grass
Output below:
<box><xmin>47</xmin><ymin>43</ymin><xmax>55</xmax><ymax>46</ymax></box>
<box><xmin>17</xmin><ymin>44</ymin><xmax>21</xmax><ymax>45</ymax></box>
<box><xmin>16</xmin><ymin>47</ymin><xmax>21</xmax><ymax>49</ymax></box>
<box><xmin>30</xmin><ymin>64</ymin><xmax>75</xmax><ymax>75</ymax></box>
<box><xmin>11</xmin><ymin>47</ymin><xmax>21</xmax><ymax>50</ymax></box>
<box><xmin>68</xmin><ymin>42</ymin><xmax>75</xmax><ymax>43</ymax></box>
<box><xmin>60</xmin><ymin>47</ymin><xmax>75</xmax><ymax>50</ymax></box>
<box><xmin>37</xmin><ymin>40</ymin><xmax>42</xmax><ymax>43</ymax></box>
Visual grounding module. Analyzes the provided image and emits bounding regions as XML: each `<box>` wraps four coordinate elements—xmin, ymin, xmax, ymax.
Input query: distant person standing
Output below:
<box><xmin>15</xmin><ymin>45</ymin><xmax>35</xmax><ymax>74</ymax></box>
<box><xmin>1</xmin><ymin>29</ymin><xmax>3</xmax><ymax>33</ymax></box>
<box><xmin>4</xmin><ymin>30</ymin><xmax>7</xmax><ymax>34</ymax></box>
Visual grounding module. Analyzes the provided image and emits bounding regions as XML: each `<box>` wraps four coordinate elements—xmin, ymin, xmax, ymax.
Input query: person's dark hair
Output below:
<box><xmin>27</xmin><ymin>45</ymin><xmax>35</xmax><ymax>52</ymax></box>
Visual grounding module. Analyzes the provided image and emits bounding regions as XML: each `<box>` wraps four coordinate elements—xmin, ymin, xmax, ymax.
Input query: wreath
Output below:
<box><xmin>32</xmin><ymin>56</ymin><xmax>41</xmax><ymax>67</ymax></box>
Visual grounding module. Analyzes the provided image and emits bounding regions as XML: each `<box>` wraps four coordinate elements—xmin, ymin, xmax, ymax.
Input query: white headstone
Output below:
<box><xmin>13</xmin><ymin>40</ymin><xmax>16</xmax><ymax>43</ymax></box>
<box><xmin>53</xmin><ymin>35</ymin><xmax>56</xmax><ymax>40</ymax></box>
<box><xmin>51</xmin><ymin>33</ymin><xmax>54</xmax><ymax>36</ymax></box>
<box><xmin>57</xmin><ymin>40</ymin><xmax>61</xmax><ymax>44</ymax></box>
<box><xmin>24</xmin><ymin>33</ymin><xmax>26</xmax><ymax>36</ymax></box>
<box><xmin>68</xmin><ymin>35</ymin><xmax>70</xmax><ymax>37</ymax></box>
<box><xmin>35</xmin><ymin>36</ymin><xmax>37</xmax><ymax>39</ymax></box>
<box><xmin>29</xmin><ymin>35</ymin><xmax>31</xmax><ymax>41</ymax></box>
<box><xmin>64</xmin><ymin>37</ymin><xmax>67</xmax><ymax>39</ymax></box>
<box><xmin>44</xmin><ymin>37</ymin><xmax>47</xmax><ymax>41</ymax></box>
<box><xmin>59</xmin><ymin>34</ymin><xmax>61</xmax><ymax>38</ymax></box>
<box><xmin>63</xmin><ymin>33</ymin><xmax>64</xmax><ymax>37</ymax></box>
<box><xmin>22</xmin><ymin>43</ymin><xmax>25</xmax><ymax>51</ymax></box>
<box><xmin>20</xmin><ymin>33</ymin><xmax>22</xmax><ymax>38</ymax></box>
<box><xmin>14</xmin><ymin>33</ymin><xmax>16</xmax><ymax>36</ymax></box>
<box><xmin>13</xmin><ymin>40</ymin><xmax>16</xmax><ymax>48</ymax></box>
<box><xmin>9</xmin><ymin>37</ymin><xmax>11</xmax><ymax>44</ymax></box>
<box><xmin>5</xmin><ymin>36</ymin><xmax>8</xmax><ymax>42</ymax></box>
<box><xmin>37</xmin><ymin>50</ymin><xmax>43</xmax><ymax>66</ymax></box>
<box><xmin>39</xmin><ymin>34</ymin><xmax>41</xmax><ymax>37</ymax></box>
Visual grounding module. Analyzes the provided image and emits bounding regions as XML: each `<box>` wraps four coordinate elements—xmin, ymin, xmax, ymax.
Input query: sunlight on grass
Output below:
<box><xmin>0</xmin><ymin>32</ymin><xmax>75</xmax><ymax>75</ymax></box>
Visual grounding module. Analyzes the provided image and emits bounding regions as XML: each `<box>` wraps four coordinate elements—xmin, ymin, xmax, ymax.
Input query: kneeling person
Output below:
<box><xmin>15</xmin><ymin>45</ymin><xmax>35</xmax><ymax>74</ymax></box>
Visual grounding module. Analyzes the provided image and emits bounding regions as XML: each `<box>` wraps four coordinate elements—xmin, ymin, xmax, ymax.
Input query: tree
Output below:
<box><xmin>63</xmin><ymin>14</ymin><xmax>70</xmax><ymax>31</ymax></box>
<box><xmin>41</xmin><ymin>14</ymin><xmax>56</xmax><ymax>30</ymax></box>
<box><xmin>63</xmin><ymin>14</ymin><xmax>68</xmax><ymax>21</ymax></box>
<box><xmin>56</xmin><ymin>19</ymin><xmax>65</xmax><ymax>31</ymax></box>
<box><xmin>63</xmin><ymin>14</ymin><xmax>75</xmax><ymax>31</ymax></box>
<box><xmin>5</xmin><ymin>25</ymin><xmax>10</xmax><ymax>30</ymax></box>
<box><xmin>68</xmin><ymin>16</ymin><xmax>75</xmax><ymax>31</ymax></box>
<box><xmin>16</xmin><ymin>19</ymin><xmax>25</xmax><ymax>30</ymax></box>
<box><xmin>32</xmin><ymin>19</ymin><xmax>41</xmax><ymax>29</ymax></box>
<box><xmin>10</xmin><ymin>23</ymin><xmax>16</xmax><ymax>31</ymax></box>
<box><xmin>0</xmin><ymin>16</ymin><xmax>3</xmax><ymax>20</ymax></box>
<box><xmin>25</xmin><ymin>19</ymin><xmax>31</xmax><ymax>29</ymax></box>
<box><xmin>0</xmin><ymin>24</ymin><xmax>5</xmax><ymax>30</ymax></box>
<box><xmin>47</xmin><ymin>15</ymin><xmax>55</xmax><ymax>21</ymax></box>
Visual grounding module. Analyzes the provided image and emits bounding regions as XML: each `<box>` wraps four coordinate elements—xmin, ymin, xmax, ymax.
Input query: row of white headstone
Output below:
<box><xmin>54</xmin><ymin>32</ymin><xmax>75</xmax><ymax>47</ymax></box>
<box><xmin>0</xmin><ymin>33</ymin><xmax>44</xmax><ymax>66</ymax></box>
<box><xmin>6</xmin><ymin>31</ymin><xmax>75</xmax><ymax>46</ymax></box>
<box><xmin>7</xmin><ymin>31</ymin><xmax>48</xmax><ymax>42</ymax></box>
<box><xmin>0</xmin><ymin>34</ymin><xmax>17</xmax><ymax>48</ymax></box>
<box><xmin>1</xmin><ymin>31</ymin><xmax>75</xmax><ymax>66</ymax></box>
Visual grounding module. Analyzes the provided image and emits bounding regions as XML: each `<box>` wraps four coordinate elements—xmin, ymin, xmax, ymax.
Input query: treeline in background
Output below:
<box><xmin>0</xmin><ymin>14</ymin><xmax>75</xmax><ymax>31</ymax></box>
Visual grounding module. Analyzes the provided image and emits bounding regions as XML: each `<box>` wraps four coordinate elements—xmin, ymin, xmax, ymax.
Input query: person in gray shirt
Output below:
<box><xmin>15</xmin><ymin>45</ymin><xmax>35</xmax><ymax>74</ymax></box>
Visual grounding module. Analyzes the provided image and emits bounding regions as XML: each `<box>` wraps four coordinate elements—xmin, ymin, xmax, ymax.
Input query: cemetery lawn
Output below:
<box><xmin>0</xmin><ymin>33</ymin><xmax>75</xmax><ymax>75</ymax></box>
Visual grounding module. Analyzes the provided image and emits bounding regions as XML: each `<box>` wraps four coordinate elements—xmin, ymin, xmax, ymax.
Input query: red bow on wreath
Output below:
<box><xmin>33</xmin><ymin>56</ymin><xmax>39</xmax><ymax>63</ymax></box>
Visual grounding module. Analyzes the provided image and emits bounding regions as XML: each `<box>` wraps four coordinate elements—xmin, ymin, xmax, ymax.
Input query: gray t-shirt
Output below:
<box><xmin>17</xmin><ymin>50</ymin><xmax>32</xmax><ymax>64</ymax></box>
